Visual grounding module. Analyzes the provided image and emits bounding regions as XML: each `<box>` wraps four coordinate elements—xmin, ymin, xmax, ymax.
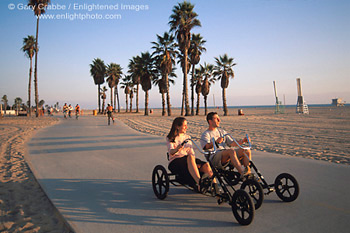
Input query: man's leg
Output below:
<box><xmin>222</xmin><ymin>149</ymin><xmax>244</xmax><ymax>174</ymax></box>
<box><xmin>236</xmin><ymin>148</ymin><xmax>251</xmax><ymax>173</ymax></box>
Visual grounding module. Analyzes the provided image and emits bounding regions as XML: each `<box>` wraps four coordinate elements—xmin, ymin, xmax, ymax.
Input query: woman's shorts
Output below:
<box><xmin>168</xmin><ymin>156</ymin><xmax>206</xmax><ymax>187</ymax></box>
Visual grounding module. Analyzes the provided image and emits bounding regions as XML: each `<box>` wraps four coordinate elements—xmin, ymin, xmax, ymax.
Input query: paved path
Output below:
<box><xmin>27</xmin><ymin>115</ymin><xmax>350</xmax><ymax>233</ymax></box>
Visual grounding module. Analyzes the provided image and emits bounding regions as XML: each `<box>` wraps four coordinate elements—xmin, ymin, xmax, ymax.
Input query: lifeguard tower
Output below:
<box><xmin>273</xmin><ymin>81</ymin><xmax>284</xmax><ymax>114</ymax></box>
<box><xmin>296</xmin><ymin>78</ymin><xmax>309</xmax><ymax>114</ymax></box>
<box><xmin>332</xmin><ymin>98</ymin><xmax>346</xmax><ymax>107</ymax></box>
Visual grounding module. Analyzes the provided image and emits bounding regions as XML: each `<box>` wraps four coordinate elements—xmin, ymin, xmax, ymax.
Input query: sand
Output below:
<box><xmin>117</xmin><ymin>106</ymin><xmax>350</xmax><ymax>165</ymax></box>
<box><xmin>0</xmin><ymin>116</ymin><xmax>72</xmax><ymax>233</ymax></box>
<box><xmin>0</xmin><ymin>106</ymin><xmax>348</xmax><ymax>232</ymax></box>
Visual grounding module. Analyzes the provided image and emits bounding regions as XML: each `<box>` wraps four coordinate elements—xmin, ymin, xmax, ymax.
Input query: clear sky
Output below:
<box><xmin>1</xmin><ymin>0</ymin><xmax>349</xmax><ymax>109</ymax></box>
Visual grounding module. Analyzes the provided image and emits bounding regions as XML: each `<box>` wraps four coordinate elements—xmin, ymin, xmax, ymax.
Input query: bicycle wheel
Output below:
<box><xmin>274</xmin><ymin>173</ymin><xmax>299</xmax><ymax>202</ymax></box>
<box><xmin>231</xmin><ymin>189</ymin><xmax>255</xmax><ymax>225</ymax></box>
<box><xmin>152</xmin><ymin>165</ymin><xmax>170</xmax><ymax>200</ymax></box>
<box><xmin>241</xmin><ymin>179</ymin><xmax>264</xmax><ymax>210</ymax></box>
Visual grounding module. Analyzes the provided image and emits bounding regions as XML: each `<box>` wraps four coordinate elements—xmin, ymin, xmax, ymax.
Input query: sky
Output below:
<box><xmin>1</xmin><ymin>0</ymin><xmax>349</xmax><ymax>109</ymax></box>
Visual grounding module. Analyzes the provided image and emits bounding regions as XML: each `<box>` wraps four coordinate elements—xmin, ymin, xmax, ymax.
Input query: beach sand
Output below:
<box><xmin>0</xmin><ymin>116</ymin><xmax>72</xmax><ymax>233</ymax></box>
<box><xmin>117</xmin><ymin>106</ymin><xmax>350</xmax><ymax>165</ymax></box>
<box><xmin>0</xmin><ymin>106</ymin><xmax>348</xmax><ymax>232</ymax></box>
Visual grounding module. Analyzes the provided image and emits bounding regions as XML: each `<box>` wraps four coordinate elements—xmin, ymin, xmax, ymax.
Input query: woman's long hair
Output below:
<box><xmin>167</xmin><ymin>117</ymin><xmax>186</xmax><ymax>142</ymax></box>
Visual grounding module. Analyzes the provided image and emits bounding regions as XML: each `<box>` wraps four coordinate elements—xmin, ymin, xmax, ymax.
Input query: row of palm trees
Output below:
<box><xmin>90</xmin><ymin>1</ymin><xmax>237</xmax><ymax>116</ymax></box>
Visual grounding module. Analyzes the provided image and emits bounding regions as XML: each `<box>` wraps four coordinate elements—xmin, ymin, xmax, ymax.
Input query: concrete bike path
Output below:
<box><xmin>26</xmin><ymin>115</ymin><xmax>350</xmax><ymax>233</ymax></box>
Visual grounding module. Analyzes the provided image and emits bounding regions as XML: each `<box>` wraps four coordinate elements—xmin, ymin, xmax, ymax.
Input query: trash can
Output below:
<box><xmin>93</xmin><ymin>110</ymin><xmax>97</xmax><ymax>116</ymax></box>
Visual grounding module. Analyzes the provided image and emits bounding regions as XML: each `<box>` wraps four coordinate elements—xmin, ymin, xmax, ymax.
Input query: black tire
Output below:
<box><xmin>241</xmin><ymin>179</ymin><xmax>264</xmax><ymax>210</ymax></box>
<box><xmin>224</xmin><ymin>170</ymin><xmax>241</xmax><ymax>186</ymax></box>
<box><xmin>274</xmin><ymin>173</ymin><xmax>299</xmax><ymax>202</ymax></box>
<box><xmin>152</xmin><ymin>165</ymin><xmax>169</xmax><ymax>200</ymax></box>
<box><xmin>231</xmin><ymin>189</ymin><xmax>255</xmax><ymax>225</ymax></box>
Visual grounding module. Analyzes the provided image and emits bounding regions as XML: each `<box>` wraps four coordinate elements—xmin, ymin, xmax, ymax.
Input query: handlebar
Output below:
<box><xmin>184</xmin><ymin>137</ymin><xmax>217</xmax><ymax>157</ymax></box>
<box><xmin>221</xmin><ymin>133</ymin><xmax>251</xmax><ymax>150</ymax></box>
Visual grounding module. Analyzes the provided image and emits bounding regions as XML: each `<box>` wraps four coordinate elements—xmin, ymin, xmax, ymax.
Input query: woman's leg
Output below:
<box><xmin>199</xmin><ymin>162</ymin><xmax>213</xmax><ymax>177</ymax></box>
<box><xmin>187</xmin><ymin>155</ymin><xmax>200</xmax><ymax>184</ymax></box>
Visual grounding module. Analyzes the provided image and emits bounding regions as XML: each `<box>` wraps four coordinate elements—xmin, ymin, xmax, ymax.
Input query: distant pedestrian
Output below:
<box><xmin>75</xmin><ymin>104</ymin><xmax>81</xmax><ymax>119</ymax></box>
<box><xmin>106</xmin><ymin>104</ymin><xmax>115</xmax><ymax>125</ymax></box>
<box><xmin>68</xmin><ymin>104</ymin><xmax>73</xmax><ymax>118</ymax></box>
<box><xmin>63</xmin><ymin>103</ymin><xmax>68</xmax><ymax>119</ymax></box>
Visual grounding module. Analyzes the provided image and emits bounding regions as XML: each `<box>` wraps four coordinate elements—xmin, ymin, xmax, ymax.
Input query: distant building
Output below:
<box><xmin>332</xmin><ymin>98</ymin><xmax>346</xmax><ymax>107</ymax></box>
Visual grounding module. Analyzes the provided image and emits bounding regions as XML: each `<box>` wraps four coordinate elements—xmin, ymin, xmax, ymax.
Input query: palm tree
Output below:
<box><xmin>106</xmin><ymin>63</ymin><xmax>122</xmax><ymax>112</ymax></box>
<box><xmin>151</xmin><ymin>32</ymin><xmax>178</xmax><ymax>116</ymax></box>
<box><xmin>38</xmin><ymin>99</ymin><xmax>45</xmax><ymax>108</ymax></box>
<box><xmin>153</xmin><ymin>67</ymin><xmax>176</xmax><ymax>116</ymax></box>
<box><xmin>194</xmin><ymin>67</ymin><xmax>203</xmax><ymax>115</ymax></box>
<box><xmin>189</xmin><ymin>33</ymin><xmax>206</xmax><ymax>115</ymax></box>
<box><xmin>100</xmin><ymin>86</ymin><xmax>107</xmax><ymax>113</ymax></box>
<box><xmin>90</xmin><ymin>58</ymin><xmax>106</xmax><ymax>113</ymax></box>
<box><xmin>14</xmin><ymin>97</ymin><xmax>23</xmax><ymax>115</ymax></box>
<box><xmin>21</xmin><ymin>35</ymin><xmax>36</xmax><ymax>116</ymax></box>
<box><xmin>214</xmin><ymin>54</ymin><xmax>236</xmax><ymax>116</ymax></box>
<box><xmin>27</xmin><ymin>0</ymin><xmax>50</xmax><ymax>117</ymax></box>
<box><xmin>120</xmin><ymin>76</ymin><xmax>132</xmax><ymax>112</ymax></box>
<box><xmin>199</xmin><ymin>63</ymin><xmax>215</xmax><ymax>115</ymax></box>
<box><xmin>169</xmin><ymin>1</ymin><xmax>201</xmax><ymax>116</ymax></box>
<box><xmin>128</xmin><ymin>56</ymin><xmax>142</xmax><ymax>113</ymax></box>
<box><xmin>139</xmin><ymin>52</ymin><xmax>156</xmax><ymax>116</ymax></box>
<box><xmin>129</xmin><ymin>88</ymin><xmax>134</xmax><ymax>112</ymax></box>
<box><xmin>177</xmin><ymin>53</ymin><xmax>191</xmax><ymax>116</ymax></box>
<box><xmin>1</xmin><ymin>95</ymin><xmax>8</xmax><ymax>115</ymax></box>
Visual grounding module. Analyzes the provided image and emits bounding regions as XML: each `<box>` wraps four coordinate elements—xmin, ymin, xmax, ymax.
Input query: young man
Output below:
<box><xmin>106</xmin><ymin>104</ymin><xmax>115</xmax><ymax>125</ymax></box>
<box><xmin>200</xmin><ymin>112</ymin><xmax>252</xmax><ymax>178</ymax></box>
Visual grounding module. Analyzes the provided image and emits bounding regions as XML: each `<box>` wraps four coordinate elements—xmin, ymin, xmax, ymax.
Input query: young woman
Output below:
<box><xmin>166</xmin><ymin>117</ymin><xmax>214</xmax><ymax>191</ymax></box>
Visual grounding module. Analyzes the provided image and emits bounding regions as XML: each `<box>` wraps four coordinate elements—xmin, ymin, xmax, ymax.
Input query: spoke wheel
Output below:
<box><xmin>231</xmin><ymin>189</ymin><xmax>255</xmax><ymax>225</ymax></box>
<box><xmin>152</xmin><ymin>165</ymin><xmax>169</xmax><ymax>200</ymax></box>
<box><xmin>241</xmin><ymin>179</ymin><xmax>264</xmax><ymax>210</ymax></box>
<box><xmin>274</xmin><ymin>173</ymin><xmax>299</xmax><ymax>202</ymax></box>
<box><xmin>224</xmin><ymin>170</ymin><xmax>241</xmax><ymax>186</ymax></box>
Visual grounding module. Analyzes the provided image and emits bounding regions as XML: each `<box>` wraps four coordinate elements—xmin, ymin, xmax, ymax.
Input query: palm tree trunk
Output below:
<box><xmin>191</xmin><ymin>63</ymin><xmax>195</xmax><ymax>116</ymax></box>
<box><xmin>184</xmin><ymin>49</ymin><xmax>190</xmax><ymax>116</ymax></box>
<box><xmin>204</xmin><ymin>95</ymin><xmax>208</xmax><ymax>116</ymax></box>
<box><xmin>125</xmin><ymin>94</ymin><xmax>128</xmax><ymax>112</ymax></box>
<box><xmin>181</xmin><ymin>91</ymin><xmax>184</xmax><ymax>116</ymax></box>
<box><xmin>28</xmin><ymin>57</ymin><xmax>33</xmax><ymax>116</ymax></box>
<box><xmin>144</xmin><ymin>91</ymin><xmax>149</xmax><ymax>116</ymax></box>
<box><xmin>116</xmin><ymin>87</ymin><xmax>120</xmax><ymax>113</ymax></box>
<box><xmin>113</xmin><ymin>87</ymin><xmax>116</xmax><ymax>111</ymax></box>
<box><xmin>161</xmin><ymin>92</ymin><xmax>166</xmax><ymax>116</ymax></box>
<box><xmin>98</xmin><ymin>84</ymin><xmax>101</xmax><ymax>113</ymax></box>
<box><xmin>196</xmin><ymin>92</ymin><xmax>200</xmax><ymax>115</ymax></box>
<box><xmin>102</xmin><ymin>99</ymin><xmax>105</xmax><ymax>114</ymax></box>
<box><xmin>223</xmin><ymin>88</ymin><xmax>228</xmax><ymax>116</ymax></box>
<box><xmin>165</xmin><ymin>73</ymin><xmax>171</xmax><ymax>116</ymax></box>
<box><xmin>110</xmin><ymin>87</ymin><xmax>113</xmax><ymax>107</ymax></box>
<box><xmin>136</xmin><ymin>84</ymin><xmax>139</xmax><ymax>113</ymax></box>
<box><xmin>34</xmin><ymin>17</ymin><xmax>40</xmax><ymax>117</ymax></box>
<box><xmin>130</xmin><ymin>96</ymin><xmax>132</xmax><ymax>112</ymax></box>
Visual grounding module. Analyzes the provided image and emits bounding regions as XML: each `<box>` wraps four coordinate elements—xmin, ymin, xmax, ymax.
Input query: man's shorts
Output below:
<box><xmin>210</xmin><ymin>149</ymin><xmax>240</xmax><ymax>169</ymax></box>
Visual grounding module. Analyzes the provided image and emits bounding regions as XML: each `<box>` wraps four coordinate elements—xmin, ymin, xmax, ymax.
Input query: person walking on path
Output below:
<box><xmin>75</xmin><ymin>104</ymin><xmax>81</xmax><ymax>120</ymax></box>
<box><xmin>68</xmin><ymin>104</ymin><xmax>73</xmax><ymax>118</ymax></box>
<box><xmin>106</xmin><ymin>104</ymin><xmax>115</xmax><ymax>125</ymax></box>
<box><xmin>63</xmin><ymin>103</ymin><xmax>68</xmax><ymax>119</ymax></box>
